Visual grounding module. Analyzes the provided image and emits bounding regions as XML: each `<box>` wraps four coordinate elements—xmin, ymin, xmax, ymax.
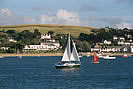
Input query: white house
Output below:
<box><xmin>0</xmin><ymin>47</ymin><xmax>9</xmax><ymax>50</ymax></box>
<box><xmin>119</xmin><ymin>37</ymin><xmax>125</xmax><ymax>41</ymax></box>
<box><xmin>104</xmin><ymin>40</ymin><xmax>111</xmax><ymax>45</ymax></box>
<box><xmin>131</xmin><ymin>46</ymin><xmax>133</xmax><ymax>53</ymax></box>
<box><xmin>113</xmin><ymin>36</ymin><xmax>118</xmax><ymax>40</ymax></box>
<box><xmin>9</xmin><ymin>39</ymin><xmax>17</xmax><ymax>42</ymax></box>
<box><xmin>118</xmin><ymin>41</ymin><xmax>125</xmax><ymax>45</ymax></box>
<box><xmin>41</xmin><ymin>34</ymin><xmax>51</xmax><ymax>39</ymax></box>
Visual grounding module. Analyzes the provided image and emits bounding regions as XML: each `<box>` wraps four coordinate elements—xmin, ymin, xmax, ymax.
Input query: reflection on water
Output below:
<box><xmin>60</xmin><ymin>67</ymin><xmax>80</xmax><ymax>73</ymax></box>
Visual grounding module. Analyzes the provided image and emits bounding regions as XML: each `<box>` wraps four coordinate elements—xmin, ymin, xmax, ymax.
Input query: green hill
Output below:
<box><xmin>0</xmin><ymin>24</ymin><xmax>99</xmax><ymax>38</ymax></box>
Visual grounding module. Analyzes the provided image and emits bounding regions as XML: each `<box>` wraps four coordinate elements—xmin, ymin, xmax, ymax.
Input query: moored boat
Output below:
<box><xmin>121</xmin><ymin>54</ymin><xmax>128</xmax><ymax>57</ymax></box>
<box><xmin>86</xmin><ymin>55</ymin><xmax>90</xmax><ymax>57</ymax></box>
<box><xmin>103</xmin><ymin>55</ymin><xmax>116</xmax><ymax>59</ymax></box>
<box><xmin>0</xmin><ymin>56</ymin><xmax>3</xmax><ymax>58</ymax></box>
<box><xmin>96</xmin><ymin>53</ymin><xmax>103</xmax><ymax>58</ymax></box>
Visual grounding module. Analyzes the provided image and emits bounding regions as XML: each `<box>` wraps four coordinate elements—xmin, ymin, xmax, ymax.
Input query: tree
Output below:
<box><xmin>15</xmin><ymin>41</ymin><xmax>25</xmax><ymax>53</ymax></box>
<box><xmin>34</xmin><ymin>29</ymin><xmax>41</xmax><ymax>39</ymax></box>
<box><xmin>74</xmin><ymin>40</ymin><xmax>90</xmax><ymax>52</ymax></box>
<box><xmin>48</xmin><ymin>31</ymin><xmax>54</xmax><ymax>36</ymax></box>
<box><xmin>6</xmin><ymin>30</ymin><xmax>16</xmax><ymax>34</ymax></box>
<box><xmin>15</xmin><ymin>30</ymin><xmax>34</xmax><ymax>44</ymax></box>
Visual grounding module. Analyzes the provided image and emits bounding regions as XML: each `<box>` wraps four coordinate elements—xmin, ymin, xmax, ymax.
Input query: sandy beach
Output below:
<box><xmin>0</xmin><ymin>53</ymin><xmax>133</xmax><ymax>57</ymax></box>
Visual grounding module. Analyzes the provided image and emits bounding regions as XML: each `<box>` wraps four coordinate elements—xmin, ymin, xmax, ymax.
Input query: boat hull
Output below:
<box><xmin>55</xmin><ymin>63</ymin><xmax>80</xmax><ymax>68</ymax></box>
<box><xmin>103</xmin><ymin>57</ymin><xmax>116</xmax><ymax>59</ymax></box>
<box><xmin>93</xmin><ymin>62</ymin><xmax>99</xmax><ymax>64</ymax></box>
<box><xmin>103</xmin><ymin>55</ymin><xmax>116</xmax><ymax>59</ymax></box>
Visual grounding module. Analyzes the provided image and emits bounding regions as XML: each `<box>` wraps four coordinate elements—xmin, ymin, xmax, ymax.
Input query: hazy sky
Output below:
<box><xmin>0</xmin><ymin>0</ymin><xmax>133</xmax><ymax>28</ymax></box>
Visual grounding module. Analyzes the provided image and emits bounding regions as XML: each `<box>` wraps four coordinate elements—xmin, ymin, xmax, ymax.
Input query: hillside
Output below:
<box><xmin>0</xmin><ymin>24</ymin><xmax>99</xmax><ymax>37</ymax></box>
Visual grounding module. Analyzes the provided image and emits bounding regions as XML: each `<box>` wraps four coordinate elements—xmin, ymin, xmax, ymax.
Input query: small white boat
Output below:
<box><xmin>78</xmin><ymin>55</ymin><xmax>82</xmax><ymax>58</ymax></box>
<box><xmin>96</xmin><ymin>53</ymin><xmax>103</xmax><ymax>58</ymax></box>
<box><xmin>18</xmin><ymin>56</ymin><xmax>22</xmax><ymax>59</ymax></box>
<box><xmin>0</xmin><ymin>56</ymin><xmax>3</xmax><ymax>58</ymax></box>
<box><xmin>86</xmin><ymin>55</ymin><xmax>90</xmax><ymax>57</ymax></box>
<box><xmin>103</xmin><ymin>55</ymin><xmax>116</xmax><ymax>59</ymax></box>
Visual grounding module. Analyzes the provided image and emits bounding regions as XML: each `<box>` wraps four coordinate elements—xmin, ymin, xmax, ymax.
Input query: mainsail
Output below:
<box><xmin>61</xmin><ymin>33</ymin><xmax>71</xmax><ymax>61</ymax></box>
<box><xmin>70</xmin><ymin>40</ymin><xmax>80</xmax><ymax>62</ymax></box>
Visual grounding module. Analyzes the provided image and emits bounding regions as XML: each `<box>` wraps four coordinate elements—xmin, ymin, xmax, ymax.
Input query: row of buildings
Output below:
<box><xmin>91</xmin><ymin>35</ymin><xmax>133</xmax><ymax>53</ymax></box>
<box><xmin>0</xmin><ymin>34</ymin><xmax>60</xmax><ymax>52</ymax></box>
<box><xmin>23</xmin><ymin>34</ymin><xmax>60</xmax><ymax>51</ymax></box>
<box><xmin>1</xmin><ymin>33</ymin><xmax>133</xmax><ymax>53</ymax></box>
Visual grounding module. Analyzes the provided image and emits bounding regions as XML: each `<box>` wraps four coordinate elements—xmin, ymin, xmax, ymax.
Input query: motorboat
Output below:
<box><xmin>103</xmin><ymin>55</ymin><xmax>116</xmax><ymax>59</ymax></box>
<box><xmin>121</xmin><ymin>54</ymin><xmax>128</xmax><ymax>57</ymax></box>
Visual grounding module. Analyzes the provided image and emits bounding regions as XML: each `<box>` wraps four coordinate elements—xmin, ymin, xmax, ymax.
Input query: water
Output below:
<box><xmin>0</xmin><ymin>56</ymin><xmax>133</xmax><ymax>89</ymax></box>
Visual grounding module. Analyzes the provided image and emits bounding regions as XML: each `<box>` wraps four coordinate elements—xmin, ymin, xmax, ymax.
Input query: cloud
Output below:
<box><xmin>40</xmin><ymin>9</ymin><xmax>81</xmax><ymax>26</ymax></box>
<box><xmin>101</xmin><ymin>17</ymin><xmax>123</xmax><ymax>25</ymax></box>
<box><xmin>0</xmin><ymin>8</ymin><xmax>36</xmax><ymax>25</ymax></box>
<box><xmin>98</xmin><ymin>17</ymin><xmax>133</xmax><ymax>29</ymax></box>
<box><xmin>0</xmin><ymin>8</ymin><xmax>12</xmax><ymax>16</ymax></box>
<box><xmin>24</xmin><ymin>16</ymin><xmax>36</xmax><ymax>24</ymax></box>
<box><xmin>115</xmin><ymin>21</ymin><xmax>133</xmax><ymax>29</ymax></box>
<box><xmin>0</xmin><ymin>8</ymin><xmax>82</xmax><ymax>26</ymax></box>
<box><xmin>1</xmin><ymin>8</ymin><xmax>132</xmax><ymax>28</ymax></box>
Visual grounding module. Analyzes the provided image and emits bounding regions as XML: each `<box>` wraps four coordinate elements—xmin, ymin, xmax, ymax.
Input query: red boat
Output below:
<box><xmin>92</xmin><ymin>52</ymin><xmax>99</xmax><ymax>64</ymax></box>
<box><xmin>121</xmin><ymin>54</ymin><xmax>128</xmax><ymax>57</ymax></box>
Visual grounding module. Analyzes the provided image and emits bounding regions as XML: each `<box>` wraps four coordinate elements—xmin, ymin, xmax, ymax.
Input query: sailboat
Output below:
<box><xmin>55</xmin><ymin>33</ymin><xmax>81</xmax><ymax>68</ymax></box>
<box><xmin>92</xmin><ymin>52</ymin><xmax>99</xmax><ymax>64</ymax></box>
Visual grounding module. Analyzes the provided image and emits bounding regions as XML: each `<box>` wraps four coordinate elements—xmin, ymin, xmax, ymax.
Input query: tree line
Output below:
<box><xmin>0</xmin><ymin>27</ymin><xmax>133</xmax><ymax>53</ymax></box>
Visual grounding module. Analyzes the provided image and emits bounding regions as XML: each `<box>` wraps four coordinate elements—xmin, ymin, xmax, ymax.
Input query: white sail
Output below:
<box><xmin>70</xmin><ymin>41</ymin><xmax>80</xmax><ymax>62</ymax></box>
<box><xmin>61</xmin><ymin>33</ymin><xmax>71</xmax><ymax>61</ymax></box>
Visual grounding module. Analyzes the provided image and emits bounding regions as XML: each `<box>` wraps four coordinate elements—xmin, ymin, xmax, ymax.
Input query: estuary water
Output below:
<box><xmin>0</xmin><ymin>56</ymin><xmax>133</xmax><ymax>89</ymax></box>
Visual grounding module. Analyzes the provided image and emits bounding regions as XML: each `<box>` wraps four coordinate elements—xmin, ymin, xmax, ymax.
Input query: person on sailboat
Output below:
<box><xmin>58</xmin><ymin>61</ymin><xmax>62</xmax><ymax>64</ymax></box>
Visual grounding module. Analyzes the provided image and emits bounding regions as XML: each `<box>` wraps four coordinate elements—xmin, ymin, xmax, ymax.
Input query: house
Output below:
<box><xmin>9</xmin><ymin>38</ymin><xmax>17</xmax><ymax>42</ymax></box>
<box><xmin>113</xmin><ymin>36</ymin><xmax>118</xmax><ymax>41</ymax></box>
<box><xmin>125</xmin><ymin>34</ymin><xmax>132</xmax><ymax>39</ymax></box>
<box><xmin>119</xmin><ymin>37</ymin><xmax>125</xmax><ymax>41</ymax></box>
<box><xmin>131</xmin><ymin>46</ymin><xmax>133</xmax><ymax>53</ymax></box>
<box><xmin>41</xmin><ymin>34</ymin><xmax>51</xmax><ymax>39</ymax></box>
<box><xmin>0</xmin><ymin>47</ymin><xmax>9</xmax><ymax>50</ymax></box>
<box><xmin>118</xmin><ymin>41</ymin><xmax>133</xmax><ymax>46</ymax></box>
<box><xmin>104</xmin><ymin>40</ymin><xmax>111</xmax><ymax>45</ymax></box>
<box><xmin>117</xmin><ymin>41</ymin><xmax>125</xmax><ymax>45</ymax></box>
<box><xmin>113</xmin><ymin>36</ymin><xmax>125</xmax><ymax>41</ymax></box>
<box><xmin>100</xmin><ymin>47</ymin><xmax>121</xmax><ymax>53</ymax></box>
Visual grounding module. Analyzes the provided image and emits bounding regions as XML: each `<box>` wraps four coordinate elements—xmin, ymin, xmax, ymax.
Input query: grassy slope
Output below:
<box><xmin>0</xmin><ymin>24</ymin><xmax>99</xmax><ymax>38</ymax></box>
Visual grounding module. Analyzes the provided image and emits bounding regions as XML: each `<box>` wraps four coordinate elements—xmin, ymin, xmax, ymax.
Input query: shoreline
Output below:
<box><xmin>0</xmin><ymin>53</ymin><xmax>133</xmax><ymax>57</ymax></box>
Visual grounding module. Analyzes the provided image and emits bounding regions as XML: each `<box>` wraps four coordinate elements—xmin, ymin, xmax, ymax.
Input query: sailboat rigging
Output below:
<box><xmin>55</xmin><ymin>33</ymin><xmax>81</xmax><ymax>68</ymax></box>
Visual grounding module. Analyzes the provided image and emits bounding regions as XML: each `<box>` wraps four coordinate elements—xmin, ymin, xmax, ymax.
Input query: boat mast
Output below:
<box><xmin>68</xmin><ymin>32</ymin><xmax>71</xmax><ymax>63</ymax></box>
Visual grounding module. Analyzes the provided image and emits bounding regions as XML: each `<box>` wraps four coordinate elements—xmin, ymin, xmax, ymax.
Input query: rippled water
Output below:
<box><xmin>0</xmin><ymin>56</ymin><xmax>133</xmax><ymax>89</ymax></box>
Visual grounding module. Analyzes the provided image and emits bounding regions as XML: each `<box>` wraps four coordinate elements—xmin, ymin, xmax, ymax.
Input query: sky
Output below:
<box><xmin>0</xmin><ymin>0</ymin><xmax>133</xmax><ymax>29</ymax></box>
